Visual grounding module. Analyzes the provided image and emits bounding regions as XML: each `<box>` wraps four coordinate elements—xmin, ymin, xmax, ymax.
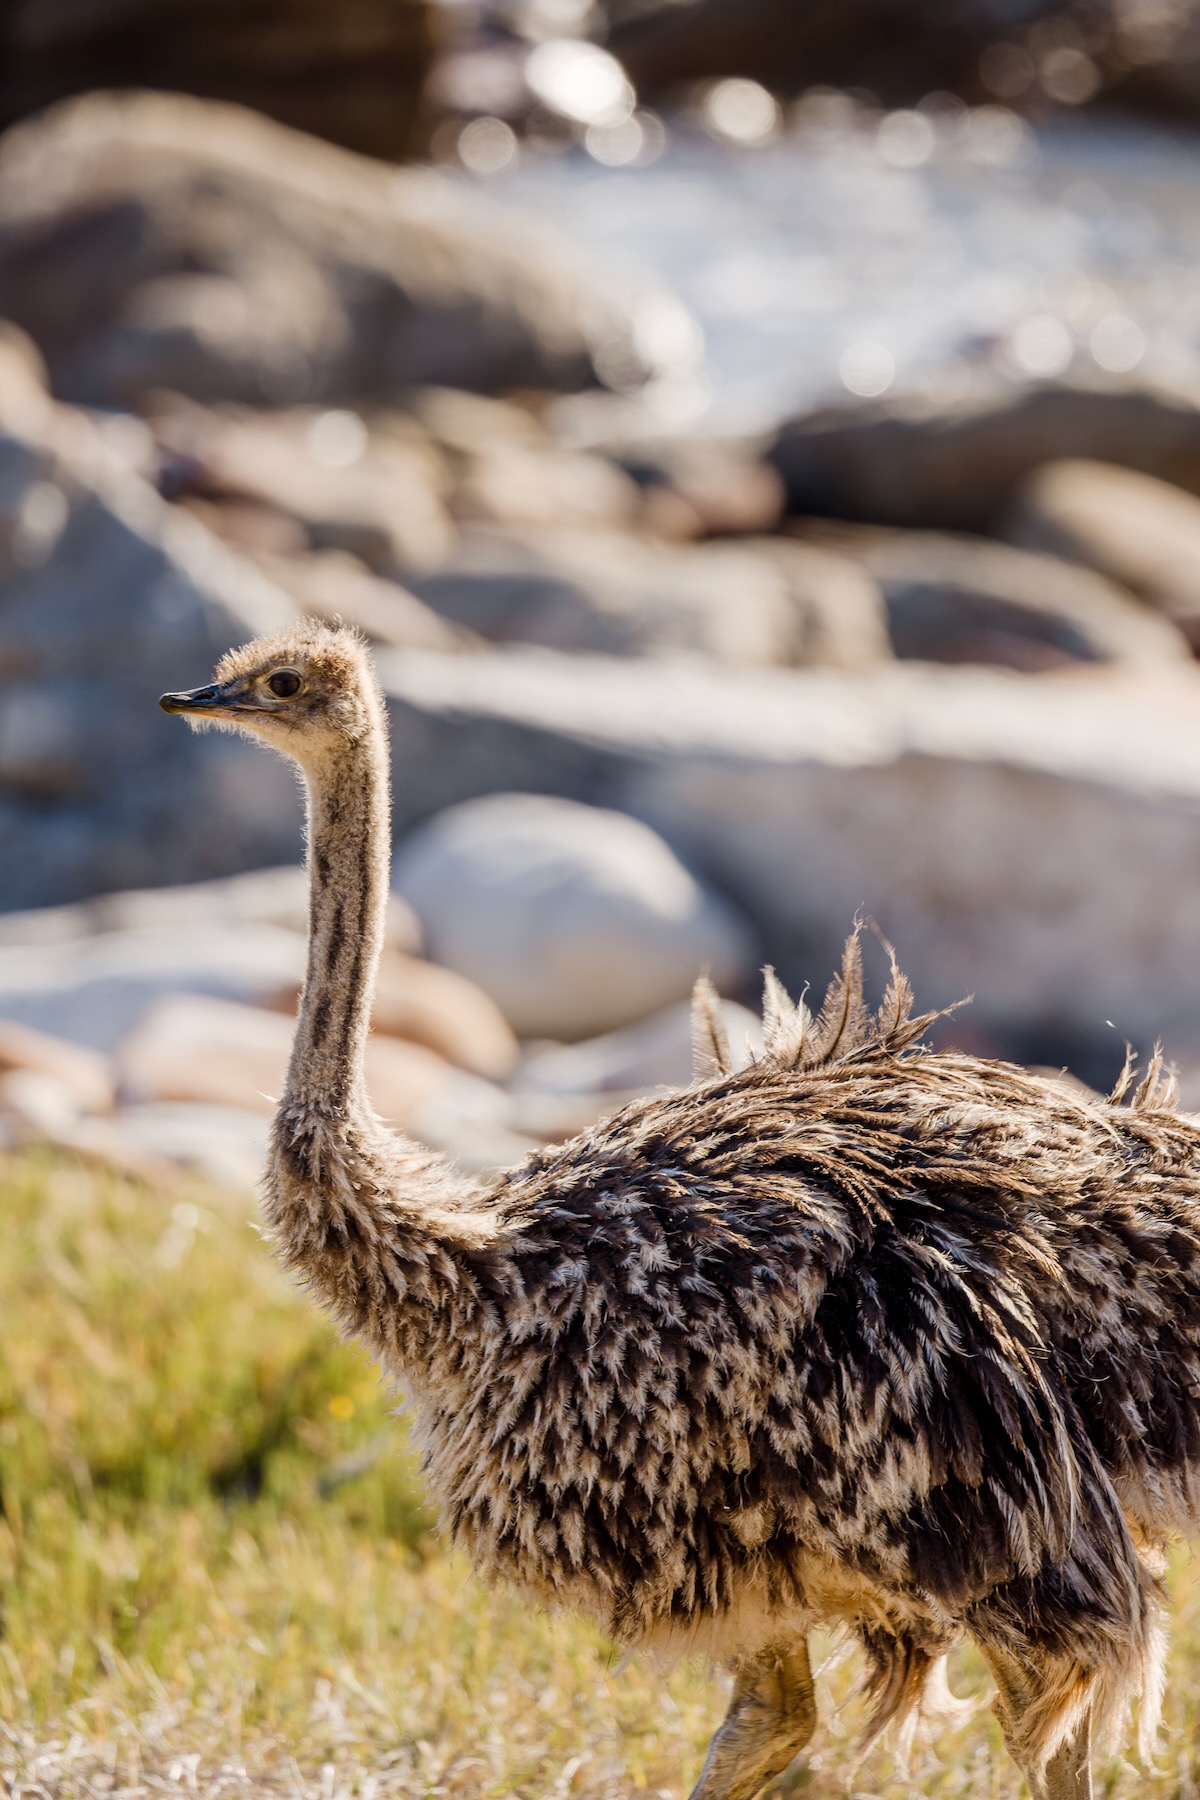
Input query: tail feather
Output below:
<box><xmin>690</xmin><ymin>975</ymin><xmax>733</xmax><ymax>1081</ymax></box>
<box><xmin>1110</xmin><ymin>1042</ymin><xmax>1180</xmax><ymax>1114</ymax></box>
<box><xmin>760</xmin><ymin>928</ymin><xmax>946</xmax><ymax>1073</ymax></box>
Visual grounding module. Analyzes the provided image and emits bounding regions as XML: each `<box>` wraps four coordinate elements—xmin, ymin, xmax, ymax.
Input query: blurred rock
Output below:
<box><xmin>175</xmin><ymin>495</ymin><xmax>310</xmax><ymax>559</ymax></box>
<box><xmin>602</xmin><ymin>0</ymin><xmax>1200</xmax><ymax>121</ymax></box>
<box><xmin>0</xmin><ymin>867</ymin><xmax>421</xmax><ymax>955</ymax></box>
<box><xmin>411</xmin><ymin>388</ymin><xmax>547</xmax><ymax>454</ymax></box>
<box><xmin>508</xmin><ymin>994</ymin><xmax>765</xmax><ymax>1140</ymax></box>
<box><xmin>371</xmin><ymin>951</ymin><xmax>520</xmax><ymax>1081</ymax></box>
<box><xmin>0</xmin><ymin>1018</ymin><xmax>114</xmax><ymax>1113</ymax></box>
<box><xmin>745</xmin><ymin>538</ymin><xmax>891</xmax><ymax>669</ymax></box>
<box><xmin>378</xmin><ymin>643</ymin><xmax>1200</xmax><ymax>1078</ymax></box>
<box><xmin>1005</xmin><ymin>460</ymin><xmax>1200</xmax><ymax>651</ymax></box>
<box><xmin>0</xmin><ymin>925</ymin><xmax>307</xmax><ymax>1052</ymax></box>
<box><xmin>0</xmin><ymin>91</ymin><xmax>667</xmax><ymax>410</ymax></box>
<box><xmin>243</xmin><ymin>549</ymin><xmax>470</xmax><ymax>653</ymax></box>
<box><xmin>0</xmin><ymin>1067</ymin><xmax>89</xmax><ymax>1140</ymax></box>
<box><xmin>262</xmin><ymin>943</ymin><xmax>520</xmax><ymax>1079</ymax></box>
<box><xmin>602</xmin><ymin>0</ymin><xmax>1029</xmax><ymax>103</ymax></box>
<box><xmin>0</xmin><ymin>1063</ymin><xmax>173</xmax><ymax>1179</ymax></box>
<box><xmin>452</xmin><ymin>442</ymin><xmax>642</xmax><ymax>532</ymax></box>
<box><xmin>615</xmin><ymin>438</ymin><xmax>786</xmax><ymax>540</ymax></box>
<box><xmin>409</xmin><ymin>524</ymin><xmax>888</xmax><ymax>666</ymax></box>
<box><xmin>411</xmin><ymin>378</ymin><xmax>645</xmax><ymax>533</ymax></box>
<box><xmin>115</xmin><ymin>991</ymin><xmax>528</xmax><ymax>1172</ymax></box>
<box><xmin>518</xmin><ymin>994</ymin><xmax>763</xmax><ymax>1095</ymax></box>
<box><xmin>1107</xmin><ymin>5</ymin><xmax>1200</xmax><ymax>120</ymax></box>
<box><xmin>393</xmin><ymin>792</ymin><xmax>755</xmax><ymax>1040</ymax></box>
<box><xmin>115</xmin><ymin>1101</ymin><xmax>269</xmax><ymax>1191</ymax></box>
<box><xmin>0</xmin><ymin>321</ymin><xmax>53</xmax><ymax>440</ymax></box>
<box><xmin>405</xmin><ymin>1070</ymin><xmax>538</xmax><ymax>1172</ymax></box>
<box><xmin>119</xmin><ymin>994</ymin><xmax>292</xmax><ymax>1112</ymax></box>
<box><xmin>770</xmin><ymin>375</ymin><xmax>1200</xmax><ymax>533</ymax></box>
<box><xmin>171</xmin><ymin>487</ymin><xmax>469</xmax><ymax>648</ymax></box>
<box><xmin>153</xmin><ymin>402</ymin><xmax>455</xmax><ymax>575</ymax></box>
<box><xmin>0</xmin><ymin>1</ymin><xmax>435</xmax><ymax>163</ymax></box>
<box><xmin>0</xmin><ymin>406</ymin><xmax>304</xmax><ymax>911</ymax></box>
<box><xmin>799</xmin><ymin>523</ymin><xmax>1190</xmax><ymax>670</ymax></box>
<box><xmin>118</xmin><ymin>990</ymin><xmax>464</xmax><ymax>1123</ymax></box>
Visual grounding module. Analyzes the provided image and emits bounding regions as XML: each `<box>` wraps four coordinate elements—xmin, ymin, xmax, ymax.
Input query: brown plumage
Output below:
<box><xmin>161</xmin><ymin>624</ymin><xmax>1200</xmax><ymax>1800</ymax></box>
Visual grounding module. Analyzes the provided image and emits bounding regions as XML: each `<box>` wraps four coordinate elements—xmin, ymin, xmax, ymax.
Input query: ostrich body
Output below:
<box><xmin>162</xmin><ymin>624</ymin><xmax>1200</xmax><ymax>1800</ymax></box>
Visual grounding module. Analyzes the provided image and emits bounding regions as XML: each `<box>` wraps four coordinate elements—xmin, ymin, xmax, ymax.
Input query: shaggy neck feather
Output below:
<box><xmin>284</xmin><ymin>727</ymin><xmax>390</xmax><ymax>1120</ymax></box>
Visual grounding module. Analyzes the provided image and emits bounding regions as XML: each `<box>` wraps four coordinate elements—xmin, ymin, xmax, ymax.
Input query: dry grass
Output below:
<box><xmin>3</xmin><ymin>1147</ymin><xmax>1200</xmax><ymax>1799</ymax></box>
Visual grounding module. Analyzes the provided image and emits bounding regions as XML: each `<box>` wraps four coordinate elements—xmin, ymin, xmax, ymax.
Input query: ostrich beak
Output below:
<box><xmin>160</xmin><ymin>682</ymin><xmax>232</xmax><ymax>717</ymax></box>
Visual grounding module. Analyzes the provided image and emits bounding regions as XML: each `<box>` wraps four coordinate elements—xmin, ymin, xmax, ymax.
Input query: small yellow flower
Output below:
<box><xmin>328</xmin><ymin>1394</ymin><xmax>355</xmax><ymax>1421</ymax></box>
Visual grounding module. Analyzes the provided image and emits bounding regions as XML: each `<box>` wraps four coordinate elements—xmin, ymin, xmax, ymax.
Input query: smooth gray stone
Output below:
<box><xmin>380</xmin><ymin>644</ymin><xmax>1200</xmax><ymax>1075</ymax></box>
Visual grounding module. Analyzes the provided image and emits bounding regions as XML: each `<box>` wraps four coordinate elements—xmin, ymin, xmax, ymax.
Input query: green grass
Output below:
<box><xmin>3</xmin><ymin>1149</ymin><xmax>1200</xmax><ymax>1797</ymax></box>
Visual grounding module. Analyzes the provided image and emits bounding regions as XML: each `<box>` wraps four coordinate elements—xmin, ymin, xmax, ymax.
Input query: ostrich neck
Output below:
<box><xmin>265</xmin><ymin>704</ymin><xmax>495</xmax><ymax>1384</ymax></box>
<box><xmin>285</xmin><ymin>730</ymin><xmax>390</xmax><ymax>1119</ymax></box>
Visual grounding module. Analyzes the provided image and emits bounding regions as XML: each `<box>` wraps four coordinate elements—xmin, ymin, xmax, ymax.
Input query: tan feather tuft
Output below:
<box><xmin>760</xmin><ymin>965</ymin><xmax>810</xmax><ymax>1066</ymax></box>
<box><xmin>690</xmin><ymin>976</ymin><xmax>733</xmax><ymax>1081</ymax></box>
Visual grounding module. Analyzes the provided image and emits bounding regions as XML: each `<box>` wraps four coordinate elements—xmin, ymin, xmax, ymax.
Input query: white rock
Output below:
<box><xmin>116</xmin><ymin>1102</ymin><xmax>271</xmax><ymax>1192</ymax></box>
<box><xmin>409</xmin><ymin>524</ymin><xmax>888</xmax><ymax>667</ymax></box>
<box><xmin>115</xmin><ymin>993</ymin><xmax>518</xmax><ymax>1168</ymax></box>
<box><xmin>517</xmin><ymin>996</ymin><xmax>763</xmax><ymax>1097</ymax></box>
<box><xmin>378</xmin><ymin>644</ymin><xmax>1200</xmax><ymax>1079</ymax></box>
<box><xmin>0</xmin><ymin>1067</ymin><xmax>84</xmax><ymax>1140</ymax></box>
<box><xmin>0</xmin><ymin>867</ymin><xmax>422</xmax><ymax>955</ymax></box>
<box><xmin>0</xmin><ymin>1068</ymin><xmax>174</xmax><ymax>1181</ymax></box>
<box><xmin>369</xmin><ymin>949</ymin><xmax>519</xmax><ymax>1080</ymax></box>
<box><xmin>118</xmin><ymin>993</ymin><xmax>296</xmax><ymax>1111</ymax></box>
<box><xmin>392</xmin><ymin>793</ymin><xmax>756</xmax><ymax>1041</ymax></box>
<box><xmin>1005</xmin><ymin>458</ymin><xmax>1200</xmax><ymax>648</ymax></box>
<box><xmin>0</xmin><ymin>1017</ymin><xmax>114</xmax><ymax>1111</ymax></box>
<box><xmin>0</xmin><ymin>923</ymin><xmax>307</xmax><ymax>1051</ymax></box>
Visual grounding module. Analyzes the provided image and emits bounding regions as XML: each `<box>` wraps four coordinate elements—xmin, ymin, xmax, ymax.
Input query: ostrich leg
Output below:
<box><xmin>688</xmin><ymin>1640</ymin><xmax>817</xmax><ymax>1800</ymax></box>
<box><xmin>983</xmin><ymin>1647</ymin><xmax>1093</xmax><ymax>1800</ymax></box>
<box><xmin>1038</xmin><ymin>1720</ymin><xmax>1093</xmax><ymax>1800</ymax></box>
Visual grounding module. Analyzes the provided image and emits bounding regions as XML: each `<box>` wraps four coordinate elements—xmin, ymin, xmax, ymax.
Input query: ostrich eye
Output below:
<box><xmin>268</xmin><ymin>670</ymin><xmax>302</xmax><ymax>698</ymax></box>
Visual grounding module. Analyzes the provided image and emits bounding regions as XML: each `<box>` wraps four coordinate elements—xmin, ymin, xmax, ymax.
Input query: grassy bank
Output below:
<box><xmin>2</xmin><ymin>1148</ymin><xmax>1199</xmax><ymax>1798</ymax></box>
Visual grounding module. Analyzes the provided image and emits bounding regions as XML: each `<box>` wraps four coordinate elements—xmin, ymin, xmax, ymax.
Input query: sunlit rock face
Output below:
<box><xmin>0</xmin><ymin>0</ymin><xmax>437</xmax><ymax>162</ymax></box>
<box><xmin>379</xmin><ymin>642</ymin><xmax>1200</xmax><ymax>1084</ymax></box>
<box><xmin>0</xmin><ymin>377</ymin><xmax>304</xmax><ymax>911</ymax></box>
<box><xmin>769</xmin><ymin>377</ymin><xmax>1200</xmax><ymax>532</ymax></box>
<box><xmin>1004</xmin><ymin>459</ymin><xmax>1200</xmax><ymax>653</ymax></box>
<box><xmin>0</xmin><ymin>91</ymin><xmax>670</xmax><ymax>412</ymax></box>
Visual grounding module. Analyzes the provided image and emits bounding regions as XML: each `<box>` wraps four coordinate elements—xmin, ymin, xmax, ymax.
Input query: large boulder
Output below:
<box><xmin>603</xmin><ymin>0</ymin><xmax>1037</xmax><ymax>103</ymax></box>
<box><xmin>0</xmin><ymin>923</ymin><xmax>306</xmax><ymax>1052</ymax></box>
<box><xmin>1004</xmin><ymin>460</ymin><xmax>1200</xmax><ymax>651</ymax></box>
<box><xmin>0</xmin><ymin>0</ymin><xmax>436</xmax><ymax>164</ymax></box>
<box><xmin>799</xmin><ymin>524</ymin><xmax>1191</xmax><ymax>669</ymax></box>
<box><xmin>151</xmin><ymin>402</ymin><xmax>455</xmax><ymax>575</ymax></box>
<box><xmin>0</xmin><ymin>393</ymin><xmax>305</xmax><ymax>911</ymax></box>
<box><xmin>408</xmin><ymin>524</ymin><xmax>889</xmax><ymax>667</ymax></box>
<box><xmin>392</xmin><ymin>792</ymin><xmax>757</xmax><ymax>1040</ymax></box>
<box><xmin>0</xmin><ymin>91</ymin><xmax>668</xmax><ymax>410</ymax></box>
<box><xmin>602</xmin><ymin>0</ymin><xmax>1200</xmax><ymax>123</ymax></box>
<box><xmin>516</xmin><ymin>994</ymin><xmax>763</xmax><ymax>1098</ymax></box>
<box><xmin>0</xmin><ymin>865</ymin><xmax>420</xmax><ymax>954</ymax></box>
<box><xmin>227</xmin><ymin>547</ymin><xmax>471</xmax><ymax>654</ymax></box>
<box><xmin>770</xmin><ymin>375</ymin><xmax>1200</xmax><ymax>533</ymax></box>
<box><xmin>377</xmin><ymin>643</ymin><xmax>1200</xmax><ymax>1080</ymax></box>
<box><xmin>116</xmin><ymin>992</ymin><xmax>460</xmax><ymax>1124</ymax></box>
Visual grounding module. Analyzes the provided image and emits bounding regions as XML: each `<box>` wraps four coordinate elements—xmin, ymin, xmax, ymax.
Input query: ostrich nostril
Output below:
<box><xmin>193</xmin><ymin>686</ymin><xmax>218</xmax><ymax>701</ymax></box>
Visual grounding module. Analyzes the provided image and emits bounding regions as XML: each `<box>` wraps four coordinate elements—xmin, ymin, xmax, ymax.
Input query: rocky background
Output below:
<box><xmin>6</xmin><ymin>5</ymin><xmax>1200</xmax><ymax>1182</ymax></box>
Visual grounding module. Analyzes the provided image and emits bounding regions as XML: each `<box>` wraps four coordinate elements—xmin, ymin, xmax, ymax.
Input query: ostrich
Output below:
<box><xmin>161</xmin><ymin>622</ymin><xmax>1200</xmax><ymax>1800</ymax></box>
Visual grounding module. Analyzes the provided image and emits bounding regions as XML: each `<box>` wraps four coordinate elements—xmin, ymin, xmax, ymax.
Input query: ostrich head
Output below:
<box><xmin>159</xmin><ymin>622</ymin><xmax>383</xmax><ymax>771</ymax></box>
